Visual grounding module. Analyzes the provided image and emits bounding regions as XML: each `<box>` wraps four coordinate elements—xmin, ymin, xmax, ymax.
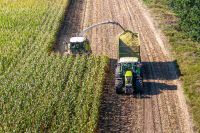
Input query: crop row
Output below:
<box><xmin>0</xmin><ymin>55</ymin><xmax>109</xmax><ymax>132</ymax></box>
<box><xmin>0</xmin><ymin>0</ymin><xmax>109</xmax><ymax>132</ymax></box>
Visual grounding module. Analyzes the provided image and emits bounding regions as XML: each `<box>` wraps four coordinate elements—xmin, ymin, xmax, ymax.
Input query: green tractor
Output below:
<box><xmin>115</xmin><ymin>31</ymin><xmax>143</xmax><ymax>94</ymax></box>
<box><xmin>115</xmin><ymin>57</ymin><xmax>143</xmax><ymax>94</ymax></box>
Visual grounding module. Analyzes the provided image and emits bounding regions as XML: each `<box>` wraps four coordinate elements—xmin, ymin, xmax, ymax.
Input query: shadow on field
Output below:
<box><xmin>140</xmin><ymin>81</ymin><xmax>177</xmax><ymax>98</ymax></box>
<box><xmin>117</xmin><ymin>81</ymin><xmax>177</xmax><ymax>99</ymax></box>
<box><xmin>142</xmin><ymin>60</ymin><xmax>182</xmax><ymax>80</ymax></box>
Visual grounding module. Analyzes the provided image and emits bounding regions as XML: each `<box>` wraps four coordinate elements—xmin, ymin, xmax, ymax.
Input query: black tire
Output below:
<box><xmin>115</xmin><ymin>65</ymin><xmax>121</xmax><ymax>78</ymax></box>
<box><xmin>115</xmin><ymin>79</ymin><xmax>123</xmax><ymax>94</ymax></box>
<box><xmin>125</xmin><ymin>86</ymin><xmax>133</xmax><ymax>95</ymax></box>
<box><xmin>135</xmin><ymin>79</ymin><xmax>143</xmax><ymax>93</ymax></box>
<box><xmin>116</xmin><ymin>87</ymin><xmax>123</xmax><ymax>94</ymax></box>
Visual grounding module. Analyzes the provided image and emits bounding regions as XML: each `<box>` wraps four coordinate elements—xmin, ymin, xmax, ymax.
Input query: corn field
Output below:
<box><xmin>0</xmin><ymin>0</ymin><xmax>109</xmax><ymax>132</ymax></box>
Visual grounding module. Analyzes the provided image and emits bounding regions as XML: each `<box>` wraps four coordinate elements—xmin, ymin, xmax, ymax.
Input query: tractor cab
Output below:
<box><xmin>115</xmin><ymin>57</ymin><xmax>143</xmax><ymax>94</ymax></box>
<box><xmin>121</xmin><ymin>63</ymin><xmax>134</xmax><ymax>75</ymax></box>
<box><xmin>66</xmin><ymin>37</ymin><xmax>91</xmax><ymax>55</ymax></box>
<box><xmin>118</xmin><ymin>57</ymin><xmax>139</xmax><ymax>75</ymax></box>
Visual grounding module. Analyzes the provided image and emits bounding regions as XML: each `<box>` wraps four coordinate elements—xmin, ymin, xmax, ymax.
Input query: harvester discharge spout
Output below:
<box><xmin>65</xmin><ymin>20</ymin><xmax>126</xmax><ymax>55</ymax></box>
<box><xmin>78</xmin><ymin>20</ymin><xmax>126</xmax><ymax>36</ymax></box>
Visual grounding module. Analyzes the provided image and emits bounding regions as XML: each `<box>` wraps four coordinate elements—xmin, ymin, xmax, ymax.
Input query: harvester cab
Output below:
<box><xmin>65</xmin><ymin>37</ymin><xmax>91</xmax><ymax>55</ymax></box>
<box><xmin>115</xmin><ymin>31</ymin><xmax>143</xmax><ymax>94</ymax></box>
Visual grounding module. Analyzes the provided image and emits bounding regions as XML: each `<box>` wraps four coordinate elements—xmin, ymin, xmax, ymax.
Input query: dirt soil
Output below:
<box><xmin>54</xmin><ymin>0</ymin><xmax>194</xmax><ymax>132</ymax></box>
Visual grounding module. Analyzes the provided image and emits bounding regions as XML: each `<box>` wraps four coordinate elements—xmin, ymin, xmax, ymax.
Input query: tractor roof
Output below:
<box><xmin>119</xmin><ymin>57</ymin><xmax>139</xmax><ymax>63</ymax></box>
<box><xmin>70</xmin><ymin>37</ymin><xmax>86</xmax><ymax>43</ymax></box>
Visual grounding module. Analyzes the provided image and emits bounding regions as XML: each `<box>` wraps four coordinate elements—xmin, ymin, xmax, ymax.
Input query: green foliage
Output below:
<box><xmin>0</xmin><ymin>0</ymin><xmax>109</xmax><ymax>132</ymax></box>
<box><xmin>0</xmin><ymin>55</ymin><xmax>109</xmax><ymax>132</ymax></box>
<box><xmin>169</xmin><ymin>0</ymin><xmax>200</xmax><ymax>41</ymax></box>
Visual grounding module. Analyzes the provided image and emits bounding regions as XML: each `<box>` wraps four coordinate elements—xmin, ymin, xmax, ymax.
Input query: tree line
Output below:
<box><xmin>170</xmin><ymin>0</ymin><xmax>200</xmax><ymax>41</ymax></box>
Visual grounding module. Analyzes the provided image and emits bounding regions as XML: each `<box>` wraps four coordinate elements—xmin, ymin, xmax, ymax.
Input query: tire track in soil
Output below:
<box><xmin>54</xmin><ymin>0</ymin><xmax>193</xmax><ymax>132</ymax></box>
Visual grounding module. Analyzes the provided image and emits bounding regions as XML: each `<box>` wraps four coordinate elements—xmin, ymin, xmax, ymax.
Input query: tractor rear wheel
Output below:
<box><xmin>116</xmin><ymin>87</ymin><xmax>123</xmax><ymax>94</ymax></box>
<box><xmin>135</xmin><ymin>79</ymin><xmax>143</xmax><ymax>93</ymax></box>
<box><xmin>115</xmin><ymin>79</ymin><xmax>123</xmax><ymax>94</ymax></box>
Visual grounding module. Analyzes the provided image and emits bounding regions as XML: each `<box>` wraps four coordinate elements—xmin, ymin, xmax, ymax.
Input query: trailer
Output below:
<box><xmin>115</xmin><ymin>31</ymin><xmax>143</xmax><ymax>94</ymax></box>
